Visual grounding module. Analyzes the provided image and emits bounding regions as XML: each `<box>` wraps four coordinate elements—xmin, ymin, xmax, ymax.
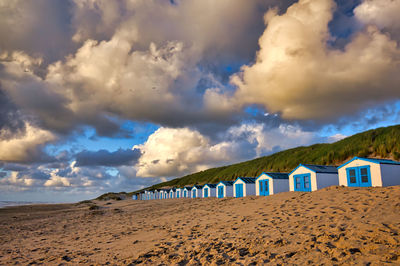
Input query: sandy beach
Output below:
<box><xmin>1</xmin><ymin>186</ymin><xmax>400</xmax><ymax>265</ymax></box>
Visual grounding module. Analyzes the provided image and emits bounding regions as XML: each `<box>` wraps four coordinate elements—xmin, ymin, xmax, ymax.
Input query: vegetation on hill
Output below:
<box><xmin>115</xmin><ymin>124</ymin><xmax>400</xmax><ymax>195</ymax></box>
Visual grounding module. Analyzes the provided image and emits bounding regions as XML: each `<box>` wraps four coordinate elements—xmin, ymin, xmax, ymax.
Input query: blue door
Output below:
<box><xmin>346</xmin><ymin>166</ymin><xmax>371</xmax><ymax>187</ymax></box>
<box><xmin>184</xmin><ymin>190</ymin><xmax>187</xmax><ymax>197</ymax></box>
<box><xmin>293</xmin><ymin>174</ymin><xmax>312</xmax><ymax>192</ymax></box>
<box><xmin>177</xmin><ymin>191</ymin><xmax>180</xmax><ymax>198</ymax></box>
<box><xmin>204</xmin><ymin>188</ymin><xmax>209</xmax><ymax>197</ymax></box>
<box><xmin>235</xmin><ymin>184</ymin><xmax>243</xmax><ymax>197</ymax></box>
<box><xmin>259</xmin><ymin>180</ymin><xmax>270</xmax><ymax>196</ymax></box>
<box><xmin>192</xmin><ymin>190</ymin><xmax>196</xmax><ymax>198</ymax></box>
<box><xmin>218</xmin><ymin>186</ymin><xmax>224</xmax><ymax>198</ymax></box>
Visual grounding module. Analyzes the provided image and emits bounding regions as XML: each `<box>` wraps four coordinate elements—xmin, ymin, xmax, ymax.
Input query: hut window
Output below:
<box><xmin>360</xmin><ymin>167</ymin><xmax>369</xmax><ymax>183</ymax></box>
<box><xmin>295</xmin><ymin>177</ymin><xmax>301</xmax><ymax>189</ymax></box>
<box><xmin>304</xmin><ymin>176</ymin><xmax>310</xmax><ymax>189</ymax></box>
<box><xmin>349</xmin><ymin>169</ymin><xmax>357</xmax><ymax>184</ymax></box>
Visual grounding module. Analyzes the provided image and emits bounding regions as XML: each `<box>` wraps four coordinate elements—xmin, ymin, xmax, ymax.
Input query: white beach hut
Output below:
<box><xmin>216</xmin><ymin>181</ymin><xmax>234</xmax><ymax>198</ymax></box>
<box><xmin>233</xmin><ymin>177</ymin><xmax>256</xmax><ymax>198</ymax></box>
<box><xmin>202</xmin><ymin>184</ymin><xmax>217</xmax><ymax>198</ymax></box>
<box><xmin>169</xmin><ymin>189</ymin><xmax>175</xmax><ymax>199</ymax></box>
<box><xmin>183</xmin><ymin>187</ymin><xmax>191</xmax><ymax>198</ymax></box>
<box><xmin>154</xmin><ymin>190</ymin><xmax>159</xmax><ymax>200</ymax></box>
<box><xmin>338</xmin><ymin>157</ymin><xmax>400</xmax><ymax>187</ymax></box>
<box><xmin>289</xmin><ymin>164</ymin><xmax>338</xmax><ymax>192</ymax></box>
<box><xmin>143</xmin><ymin>190</ymin><xmax>149</xmax><ymax>200</ymax></box>
<box><xmin>191</xmin><ymin>185</ymin><xmax>202</xmax><ymax>198</ymax></box>
<box><xmin>255</xmin><ymin>172</ymin><xmax>289</xmax><ymax>196</ymax></box>
<box><xmin>175</xmin><ymin>188</ymin><xmax>182</xmax><ymax>199</ymax></box>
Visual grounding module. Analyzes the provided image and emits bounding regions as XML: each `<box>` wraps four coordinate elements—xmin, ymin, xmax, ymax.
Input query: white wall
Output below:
<box><xmin>381</xmin><ymin>164</ymin><xmax>400</xmax><ymax>186</ymax></box>
<box><xmin>338</xmin><ymin>159</ymin><xmax>382</xmax><ymax>186</ymax></box>
<box><xmin>289</xmin><ymin>166</ymin><xmax>316</xmax><ymax>191</ymax></box>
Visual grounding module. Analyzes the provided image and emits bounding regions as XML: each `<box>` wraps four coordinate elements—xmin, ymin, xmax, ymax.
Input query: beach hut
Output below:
<box><xmin>256</xmin><ymin>172</ymin><xmax>289</xmax><ymax>196</ymax></box>
<box><xmin>233</xmin><ymin>177</ymin><xmax>256</xmax><ymax>198</ymax></box>
<box><xmin>289</xmin><ymin>164</ymin><xmax>338</xmax><ymax>192</ymax></box>
<box><xmin>202</xmin><ymin>184</ymin><xmax>217</xmax><ymax>198</ymax></box>
<box><xmin>338</xmin><ymin>157</ymin><xmax>400</xmax><ymax>187</ymax></box>
<box><xmin>143</xmin><ymin>190</ymin><xmax>149</xmax><ymax>200</ymax></box>
<box><xmin>191</xmin><ymin>185</ymin><xmax>202</xmax><ymax>198</ymax></box>
<box><xmin>183</xmin><ymin>187</ymin><xmax>191</xmax><ymax>198</ymax></box>
<box><xmin>175</xmin><ymin>188</ymin><xmax>182</xmax><ymax>199</ymax></box>
<box><xmin>154</xmin><ymin>190</ymin><xmax>159</xmax><ymax>200</ymax></box>
<box><xmin>216</xmin><ymin>181</ymin><xmax>234</xmax><ymax>198</ymax></box>
<box><xmin>132</xmin><ymin>194</ymin><xmax>137</xmax><ymax>200</ymax></box>
<box><xmin>169</xmin><ymin>189</ymin><xmax>175</xmax><ymax>199</ymax></box>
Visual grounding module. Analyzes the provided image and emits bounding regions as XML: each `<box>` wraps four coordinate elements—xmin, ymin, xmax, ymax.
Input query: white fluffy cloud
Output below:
<box><xmin>355</xmin><ymin>0</ymin><xmax>400</xmax><ymax>37</ymax></box>
<box><xmin>133</xmin><ymin>124</ymin><xmax>323</xmax><ymax>178</ymax></box>
<box><xmin>44</xmin><ymin>176</ymin><xmax>71</xmax><ymax>187</ymax></box>
<box><xmin>221</xmin><ymin>0</ymin><xmax>400</xmax><ymax>121</ymax></box>
<box><xmin>0</xmin><ymin>172</ymin><xmax>38</xmax><ymax>188</ymax></box>
<box><xmin>133</xmin><ymin>127</ymin><xmax>243</xmax><ymax>177</ymax></box>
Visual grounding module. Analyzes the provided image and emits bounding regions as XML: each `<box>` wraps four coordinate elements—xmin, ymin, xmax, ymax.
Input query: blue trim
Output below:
<box><xmin>338</xmin><ymin>157</ymin><xmax>400</xmax><ymax>169</ymax></box>
<box><xmin>289</xmin><ymin>164</ymin><xmax>316</xmax><ymax>175</ymax></box>
<box><xmin>234</xmin><ymin>177</ymin><xmax>255</xmax><ymax>184</ymax></box>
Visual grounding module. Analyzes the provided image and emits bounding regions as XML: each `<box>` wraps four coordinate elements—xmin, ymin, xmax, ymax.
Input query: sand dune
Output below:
<box><xmin>1</xmin><ymin>186</ymin><xmax>400</xmax><ymax>265</ymax></box>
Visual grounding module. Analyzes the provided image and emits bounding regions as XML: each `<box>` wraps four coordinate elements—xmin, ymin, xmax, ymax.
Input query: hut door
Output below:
<box><xmin>259</xmin><ymin>180</ymin><xmax>269</xmax><ymax>196</ymax></box>
<box><xmin>235</xmin><ymin>184</ymin><xmax>243</xmax><ymax>197</ymax></box>
<box><xmin>204</xmin><ymin>188</ymin><xmax>209</xmax><ymax>197</ymax></box>
<box><xmin>218</xmin><ymin>186</ymin><xmax>224</xmax><ymax>198</ymax></box>
<box><xmin>346</xmin><ymin>166</ymin><xmax>371</xmax><ymax>187</ymax></box>
<box><xmin>264</xmin><ymin>180</ymin><xmax>269</xmax><ymax>196</ymax></box>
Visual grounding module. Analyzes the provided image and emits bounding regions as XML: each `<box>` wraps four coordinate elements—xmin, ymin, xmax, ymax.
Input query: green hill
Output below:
<box><xmin>110</xmin><ymin>124</ymin><xmax>400</xmax><ymax>197</ymax></box>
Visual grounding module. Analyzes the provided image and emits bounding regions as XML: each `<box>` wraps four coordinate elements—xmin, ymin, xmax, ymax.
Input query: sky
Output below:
<box><xmin>0</xmin><ymin>0</ymin><xmax>400</xmax><ymax>202</ymax></box>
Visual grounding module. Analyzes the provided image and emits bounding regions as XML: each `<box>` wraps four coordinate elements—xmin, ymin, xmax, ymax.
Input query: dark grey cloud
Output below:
<box><xmin>0</xmin><ymin>88</ymin><xmax>26</xmax><ymax>139</ymax></box>
<box><xmin>75</xmin><ymin>148</ymin><xmax>141</xmax><ymax>167</ymax></box>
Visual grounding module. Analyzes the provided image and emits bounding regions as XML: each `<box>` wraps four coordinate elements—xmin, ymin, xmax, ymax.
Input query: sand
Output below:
<box><xmin>1</xmin><ymin>186</ymin><xmax>400</xmax><ymax>265</ymax></box>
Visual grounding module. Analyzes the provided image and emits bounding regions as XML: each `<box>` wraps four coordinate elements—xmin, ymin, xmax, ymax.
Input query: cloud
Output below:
<box><xmin>133</xmin><ymin>124</ymin><xmax>324</xmax><ymax>178</ymax></box>
<box><xmin>0</xmin><ymin>171</ymin><xmax>39</xmax><ymax>188</ymax></box>
<box><xmin>355</xmin><ymin>0</ymin><xmax>400</xmax><ymax>40</ymax></box>
<box><xmin>0</xmin><ymin>121</ymin><xmax>56</xmax><ymax>162</ymax></box>
<box><xmin>44</xmin><ymin>176</ymin><xmax>71</xmax><ymax>187</ymax></box>
<box><xmin>222</xmin><ymin>0</ymin><xmax>400</xmax><ymax>121</ymax></box>
<box><xmin>0</xmin><ymin>0</ymin><xmax>74</xmax><ymax>64</ymax></box>
<box><xmin>75</xmin><ymin>148</ymin><xmax>141</xmax><ymax>167</ymax></box>
<box><xmin>133</xmin><ymin>127</ymin><xmax>252</xmax><ymax>178</ymax></box>
<box><xmin>0</xmin><ymin>0</ymin><xmax>296</xmax><ymax>139</ymax></box>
